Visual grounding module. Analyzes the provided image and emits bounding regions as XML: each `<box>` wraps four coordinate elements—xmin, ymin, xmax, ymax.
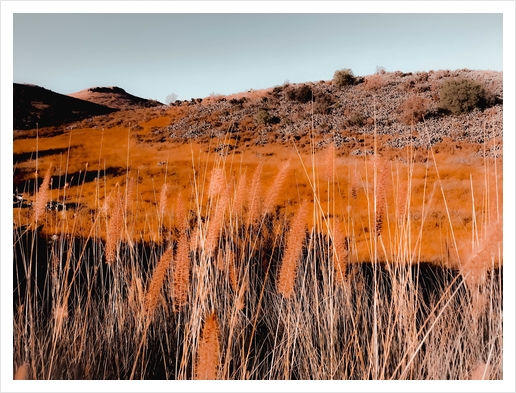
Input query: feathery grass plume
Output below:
<box><xmin>246</xmin><ymin>163</ymin><xmax>264</xmax><ymax>226</ymax></box>
<box><xmin>375</xmin><ymin>159</ymin><xmax>388</xmax><ymax>236</ymax></box>
<box><xmin>263</xmin><ymin>159</ymin><xmax>291</xmax><ymax>215</ymax></box>
<box><xmin>159</xmin><ymin>183</ymin><xmax>169</xmax><ymax>217</ymax></box>
<box><xmin>232</xmin><ymin>173</ymin><xmax>248</xmax><ymax>216</ymax></box>
<box><xmin>351</xmin><ymin>165</ymin><xmax>360</xmax><ymax>200</ymax></box>
<box><xmin>100</xmin><ymin>194</ymin><xmax>111</xmax><ymax>216</ymax></box>
<box><xmin>277</xmin><ymin>200</ymin><xmax>309</xmax><ymax>299</ymax></box>
<box><xmin>206</xmin><ymin>185</ymin><xmax>230</xmax><ymax>257</ymax></box>
<box><xmin>195</xmin><ymin>312</ymin><xmax>220</xmax><ymax>380</ymax></box>
<box><xmin>333</xmin><ymin>224</ymin><xmax>349</xmax><ymax>286</ymax></box>
<box><xmin>216</xmin><ymin>249</ymin><xmax>225</xmax><ymax>271</ymax></box>
<box><xmin>460</xmin><ymin>219</ymin><xmax>502</xmax><ymax>288</ymax></box>
<box><xmin>189</xmin><ymin>226</ymin><xmax>200</xmax><ymax>252</ymax></box>
<box><xmin>235</xmin><ymin>280</ymin><xmax>247</xmax><ymax>311</ymax></box>
<box><xmin>173</xmin><ymin>233</ymin><xmax>190</xmax><ymax>311</ymax></box>
<box><xmin>14</xmin><ymin>364</ymin><xmax>29</xmax><ymax>380</ymax></box>
<box><xmin>208</xmin><ymin>167</ymin><xmax>225</xmax><ymax>198</ymax></box>
<box><xmin>105</xmin><ymin>190</ymin><xmax>123</xmax><ymax>265</ymax></box>
<box><xmin>125</xmin><ymin>176</ymin><xmax>136</xmax><ymax>211</ymax></box>
<box><xmin>34</xmin><ymin>164</ymin><xmax>53</xmax><ymax>223</ymax></box>
<box><xmin>396</xmin><ymin>177</ymin><xmax>408</xmax><ymax>218</ymax></box>
<box><xmin>175</xmin><ymin>192</ymin><xmax>188</xmax><ymax>232</ymax></box>
<box><xmin>323</xmin><ymin>143</ymin><xmax>335</xmax><ymax>182</ymax></box>
<box><xmin>50</xmin><ymin>246</ymin><xmax>59</xmax><ymax>293</ymax></box>
<box><xmin>144</xmin><ymin>245</ymin><xmax>173</xmax><ymax>318</ymax></box>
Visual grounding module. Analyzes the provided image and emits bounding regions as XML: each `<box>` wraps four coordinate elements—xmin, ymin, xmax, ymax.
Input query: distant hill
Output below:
<box><xmin>69</xmin><ymin>86</ymin><xmax>163</xmax><ymax>111</ymax></box>
<box><xmin>13</xmin><ymin>83</ymin><xmax>118</xmax><ymax>130</ymax></box>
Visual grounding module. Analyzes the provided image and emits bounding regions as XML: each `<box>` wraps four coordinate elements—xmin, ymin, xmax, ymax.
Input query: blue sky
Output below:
<box><xmin>11</xmin><ymin>11</ymin><xmax>503</xmax><ymax>102</ymax></box>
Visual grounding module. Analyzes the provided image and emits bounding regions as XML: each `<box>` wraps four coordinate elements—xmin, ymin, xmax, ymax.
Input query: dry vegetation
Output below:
<box><xmin>12</xmin><ymin>69</ymin><xmax>503</xmax><ymax>380</ymax></box>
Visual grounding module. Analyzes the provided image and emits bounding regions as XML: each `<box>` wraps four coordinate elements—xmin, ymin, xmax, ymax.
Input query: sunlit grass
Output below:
<box><xmin>12</xmin><ymin>105</ymin><xmax>502</xmax><ymax>380</ymax></box>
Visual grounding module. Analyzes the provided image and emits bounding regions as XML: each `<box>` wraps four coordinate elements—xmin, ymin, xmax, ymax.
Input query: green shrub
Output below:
<box><xmin>438</xmin><ymin>77</ymin><xmax>489</xmax><ymax>115</ymax></box>
<box><xmin>286</xmin><ymin>84</ymin><xmax>313</xmax><ymax>103</ymax></box>
<box><xmin>255</xmin><ymin>109</ymin><xmax>271</xmax><ymax>125</ymax></box>
<box><xmin>333</xmin><ymin>68</ymin><xmax>355</xmax><ymax>88</ymax></box>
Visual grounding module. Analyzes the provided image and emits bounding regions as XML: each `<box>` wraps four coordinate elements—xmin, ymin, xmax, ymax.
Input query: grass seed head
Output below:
<box><xmin>195</xmin><ymin>311</ymin><xmax>220</xmax><ymax>380</ymax></box>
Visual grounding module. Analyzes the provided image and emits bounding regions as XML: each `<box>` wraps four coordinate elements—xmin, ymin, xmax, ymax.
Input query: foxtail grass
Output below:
<box><xmin>144</xmin><ymin>245</ymin><xmax>173</xmax><ymax>318</ymax></box>
<box><xmin>263</xmin><ymin>159</ymin><xmax>291</xmax><ymax>215</ymax></box>
<box><xmin>277</xmin><ymin>200</ymin><xmax>309</xmax><ymax>299</ymax></box>
<box><xmin>172</xmin><ymin>233</ymin><xmax>191</xmax><ymax>311</ymax></box>
<box><xmin>195</xmin><ymin>312</ymin><xmax>220</xmax><ymax>380</ymax></box>
<box><xmin>34</xmin><ymin>164</ymin><xmax>52</xmax><ymax>224</ymax></box>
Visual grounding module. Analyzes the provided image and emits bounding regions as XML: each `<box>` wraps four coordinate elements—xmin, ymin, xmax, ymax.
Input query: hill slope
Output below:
<box><xmin>140</xmin><ymin>68</ymin><xmax>502</xmax><ymax>156</ymax></box>
<box><xmin>69</xmin><ymin>86</ymin><xmax>163</xmax><ymax>111</ymax></box>
<box><xmin>13</xmin><ymin>83</ymin><xmax>118</xmax><ymax>130</ymax></box>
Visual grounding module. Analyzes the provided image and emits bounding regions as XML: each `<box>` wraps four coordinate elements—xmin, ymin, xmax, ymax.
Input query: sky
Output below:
<box><xmin>11</xmin><ymin>10</ymin><xmax>504</xmax><ymax>103</ymax></box>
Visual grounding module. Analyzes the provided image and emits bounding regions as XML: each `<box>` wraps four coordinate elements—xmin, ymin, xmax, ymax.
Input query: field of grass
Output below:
<box><xmin>12</xmin><ymin>102</ymin><xmax>503</xmax><ymax>380</ymax></box>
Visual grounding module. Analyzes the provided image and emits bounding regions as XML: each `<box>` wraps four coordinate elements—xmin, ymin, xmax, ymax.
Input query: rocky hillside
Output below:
<box><xmin>141</xmin><ymin>68</ymin><xmax>502</xmax><ymax>158</ymax></box>
<box><xmin>15</xmin><ymin>69</ymin><xmax>503</xmax><ymax>159</ymax></box>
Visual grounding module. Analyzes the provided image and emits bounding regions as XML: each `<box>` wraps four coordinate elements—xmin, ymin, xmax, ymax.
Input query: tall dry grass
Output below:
<box><xmin>12</xmin><ymin>114</ymin><xmax>503</xmax><ymax>381</ymax></box>
<box><xmin>33</xmin><ymin>164</ymin><xmax>52</xmax><ymax>223</ymax></box>
<box><xmin>105</xmin><ymin>189</ymin><xmax>123</xmax><ymax>264</ymax></box>
<box><xmin>144</xmin><ymin>245</ymin><xmax>173</xmax><ymax>318</ymax></box>
<box><xmin>195</xmin><ymin>312</ymin><xmax>220</xmax><ymax>380</ymax></box>
<box><xmin>277</xmin><ymin>200</ymin><xmax>310</xmax><ymax>299</ymax></box>
<box><xmin>172</xmin><ymin>232</ymin><xmax>191</xmax><ymax>311</ymax></box>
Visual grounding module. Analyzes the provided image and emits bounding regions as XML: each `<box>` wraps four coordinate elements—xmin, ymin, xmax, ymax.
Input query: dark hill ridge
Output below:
<box><xmin>69</xmin><ymin>86</ymin><xmax>163</xmax><ymax>111</ymax></box>
<box><xmin>13</xmin><ymin>83</ymin><xmax>118</xmax><ymax>130</ymax></box>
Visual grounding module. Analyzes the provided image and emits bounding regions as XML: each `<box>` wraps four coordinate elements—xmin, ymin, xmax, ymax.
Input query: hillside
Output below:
<box><xmin>13</xmin><ymin>83</ymin><xmax>119</xmax><ymax>130</ymax></box>
<box><xmin>13</xmin><ymin>68</ymin><xmax>503</xmax><ymax>265</ymax></box>
<box><xmin>69</xmin><ymin>86</ymin><xmax>163</xmax><ymax>111</ymax></box>
<box><xmin>143</xmin><ymin>68</ymin><xmax>502</xmax><ymax>156</ymax></box>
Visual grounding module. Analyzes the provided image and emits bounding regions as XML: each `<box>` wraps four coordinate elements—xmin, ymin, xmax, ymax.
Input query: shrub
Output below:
<box><xmin>254</xmin><ymin>109</ymin><xmax>271</xmax><ymax>125</ymax></box>
<box><xmin>333</xmin><ymin>68</ymin><xmax>355</xmax><ymax>88</ymax></box>
<box><xmin>229</xmin><ymin>97</ymin><xmax>246</xmax><ymax>107</ymax></box>
<box><xmin>314</xmin><ymin>93</ymin><xmax>334</xmax><ymax>114</ymax></box>
<box><xmin>399</xmin><ymin>95</ymin><xmax>431</xmax><ymax>125</ymax></box>
<box><xmin>438</xmin><ymin>77</ymin><xmax>489</xmax><ymax>115</ymax></box>
<box><xmin>364</xmin><ymin>74</ymin><xmax>385</xmax><ymax>91</ymax></box>
<box><xmin>345</xmin><ymin>112</ymin><xmax>366</xmax><ymax>128</ymax></box>
<box><xmin>272</xmin><ymin>85</ymin><xmax>283</xmax><ymax>95</ymax></box>
<box><xmin>286</xmin><ymin>84</ymin><xmax>313</xmax><ymax>103</ymax></box>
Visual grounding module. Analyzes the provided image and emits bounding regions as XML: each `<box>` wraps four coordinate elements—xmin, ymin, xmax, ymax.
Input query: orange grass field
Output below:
<box><xmin>12</xmin><ymin>98</ymin><xmax>503</xmax><ymax>380</ymax></box>
<box><xmin>13</xmin><ymin>111</ymin><xmax>502</xmax><ymax>268</ymax></box>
